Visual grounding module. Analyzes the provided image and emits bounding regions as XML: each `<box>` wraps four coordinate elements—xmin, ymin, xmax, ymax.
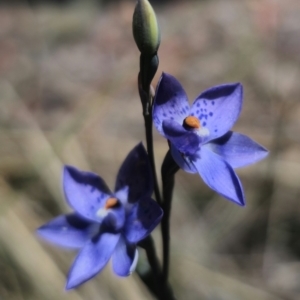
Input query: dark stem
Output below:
<box><xmin>138</xmin><ymin>236</ymin><xmax>163</xmax><ymax>298</ymax></box>
<box><xmin>161</xmin><ymin>150</ymin><xmax>179</xmax><ymax>288</ymax></box>
<box><xmin>139</xmin><ymin>236</ymin><xmax>176</xmax><ymax>300</ymax></box>
<box><xmin>138</xmin><ymin>54</ymin><xmax>162</xmax><ymax>206</ymax></box>
<box><xmin>143</xmin><ymin>106</ymin><xmax>162</xmax><ymax>206</ymax></box>
<box><xmin>138</xmin><ymin>52</ymin><xmax>176</xmax><ymax>299</ymax></box>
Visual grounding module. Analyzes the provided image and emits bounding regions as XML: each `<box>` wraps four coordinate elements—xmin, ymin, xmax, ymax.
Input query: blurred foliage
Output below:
<box><xmin>0</xmin><ymin>0</ymin><xmax>300</xmax><ymax>299</ymax></box>
<box><xmin>0</xmin><ymin>0</ymin><xmax>183</xmax><ymax>7</ymax></box>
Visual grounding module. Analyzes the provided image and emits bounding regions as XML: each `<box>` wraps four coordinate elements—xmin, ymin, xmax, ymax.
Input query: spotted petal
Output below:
<box><xmin>37</xmin><ymin>213</ymin><xmax>96</xmax><ymax>249</ymax></box>
<box><xmin>112</xmin><ymin>237</ymin><xmax>138</xmax><ymax>276</ymax></box>
<box><xmin>162</xmin><ymin>120</ymin><xmax>201</xmax><ymax>156</ymax></box>
<box><xmin>63</xmin><ymin>166</ymin><xmax>112</xmax><ymax>222</ymax></box>
<box><xmin>115</xmin><ymin>143</ymin><xmax>153</xmax><ymax>203</ymax></box>
<box><xmin>193</xmin><ymin>147</ymin><xmax>245</xmax><ymax>206</ymax></box>
<box><xmin>153</xmin><ymin>73</ymin><xmax>190</xmax><ymax>136</ymax></box>
<box><xmin>124</xmin><ymin>197</ymin><xmax>163</xmax><ymax>243</ymax></box>
<box><xmin>66</xmin><ymin>231</ymin><xmax>120</xmax><ymax>289</ymax></box>
<box><xmin>190</xmin><ymin>83</ymin><xmax>243</xmax><ymax>142</ymax></box>
<box><xmin>207</xmin><ymin>131</ymin><xmax>268</xmax><ymax>168</ymax></box>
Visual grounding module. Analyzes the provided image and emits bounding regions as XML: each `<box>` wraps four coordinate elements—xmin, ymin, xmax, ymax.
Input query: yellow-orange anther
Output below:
<box><xmin>105</xmin><ymin>198</ymin><xmax>118</xmax><ymax>209</ymax></box>
<box><xmin>184</xmin><ymin>116</ymin><xmax>201</xmax><ymax>129</ymax></box>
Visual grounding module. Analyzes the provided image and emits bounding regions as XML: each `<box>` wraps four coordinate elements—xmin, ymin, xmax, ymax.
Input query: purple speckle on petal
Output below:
<box><xmin>204</xmin><ymin>100</ymin><xmax>207</xmax><ymax>106</ymax></box>
<box><xmin>169</xmin><ymin>110</ymin><xmax>173</xmax><ymax>115</ymax></box>
<box><xmin>212</xmin><ymin>101</ymin><xmax>215</xmax><ymax>105</ymax></box>
<box><xmin>209</xmin><ymin>112</ymin><xmax>213</xmax><ymax>117</ymax></box>
<box><xmin>185</xmin><ymin>105</ymin><xmax>189</xmax><ymax>110</ymax></box>
<box><xmin>191</xmin><ymin>113</ymin><xmax>194</xmax><ymax>116</ymax></box>
<box><xmin>214</xmin><ymin>129</ymin><xmax>218</xmax><ymax>132</ymax></box>
<box><xmin>163</xmin><ymin>113</ymin><xmax>167</xmax><ymax>117</ymax></box>
<box><xmin>203</xmin><ymin>122</ymin><xmax>206</xmax><ymax>126</ymax></box>
<box><xmin>200</xmin><ymin>108</ymin><xmax>203</xmax><ymax>112</ymax></box>
<box><xmin>196</xmin><ymin>103</ymin><xmax>200</xmax><ymax>108</ymax></box>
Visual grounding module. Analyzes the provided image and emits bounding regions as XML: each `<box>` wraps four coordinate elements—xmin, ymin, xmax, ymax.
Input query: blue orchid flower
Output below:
<box><xmin>37</xmin><ymin>143</ymin><xmax>163</xmax><ymax>289</ymax></box>
<box><xmin>153</xmin><ymin>73</ymin><xmax>268</xmax><ymax>206</ymax></box>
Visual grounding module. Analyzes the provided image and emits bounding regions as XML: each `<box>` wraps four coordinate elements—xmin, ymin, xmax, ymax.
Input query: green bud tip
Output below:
<box><xmin>132</xmin><ymin>0</ymin><xmax>161</xmax><ymax>56</ymax></box>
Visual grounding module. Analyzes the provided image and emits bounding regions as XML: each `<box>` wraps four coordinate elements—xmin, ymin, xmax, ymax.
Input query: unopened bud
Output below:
<box><xmin>132</xmin><ymin>0</ymin><xmax>160</xmax><ymax>56</ymax></box>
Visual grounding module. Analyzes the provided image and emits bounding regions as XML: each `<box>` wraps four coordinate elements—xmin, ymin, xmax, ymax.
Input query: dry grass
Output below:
<box><xmin>0</xmin><ymin>0</ymin><xmax>300</xmax><ymax>299</ymax></box>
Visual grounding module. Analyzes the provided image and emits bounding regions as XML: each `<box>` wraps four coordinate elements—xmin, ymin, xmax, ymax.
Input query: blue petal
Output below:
<box><xmin>190</xmin><ymin>83</ymin><xmax>243</xmax><ymax>142</ymax></box>
<box><xmin>112</xmin><ymin>237</ymin><xmax>138</xmax><ymax>276</ymax></box>
<box><xmin>115</xmin><ymin>143</ymin><xmax>153</xmax><ymax>203</ymax></box>
<box><xmin>66</xmin><ymin>231</ymin><xmax>120</xmax><ymax>289</ymax></box>
<box><xmin>124</xmin><ymin>197</ymin><xmax>163</xmax><ymax>243</ymax></box>
<box><xmin>37</xmin><ymin>213</ymin><xmax>97</xmax><ymax>249</ymax></box>
<box><xmin>162</xmin><ymin>120</ymin><xmax>201</xmax><ymax>156</ymax></box>
<box><xmin>153</xmin><ymin>73</ymin><xmax>190</xmax><ymax>136</ymax></box>
<box><xmin>104</xmin><ymin>204</ymin><xmax>126</xmax><ymax>232</ymax></box>
<box><xmin>114</xmin><ymin>186</ymin><xmax>129</xmax><ymax>205</ymax></box>
<box><xmin>208</xmin><ymin>131</ymin><xmax>268</xmax><ymax>168</ymax></box>
<box><xmin>193</xmin><ymin>147</ymin><xmax>245</xmax><ymax>206</ymax></box>
<box><xmin>170</xmin><ymin>144</ymin><xmax>197</xmax><ymax>173</ymax></box>
<box><xmin>63</xmin><ymin>166</ymin><xmax>112</xmax><ymax>222</ymax></box>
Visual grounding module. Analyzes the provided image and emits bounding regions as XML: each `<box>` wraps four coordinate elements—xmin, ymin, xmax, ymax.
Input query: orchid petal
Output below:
<box><xmin>191</xmin><ymin>83</ymin><xmax>243</xmax><ymax>142</ymax></box>
<box><xmin>170</xmin><ymin>144</ymin><xmax>197</xmax><ymax>173</ymax></box>
<box><xmin>37</xmin><ymin>213</ymin><xmax>96</xmax><ymax>249</ymax></box>
<box><xmin>114</xmin><ymin>186</ymin><xmax>129</xmax><ymax>205</ymax></box>
<box><xmin>193</xmin><ymin>147</ymin><xmax>245</xmax><ymax>206</ymax></box>
<box><xmin>124</xmin><ymin>197</ymin><xmax>163</xmax><ymax>243</ymax></box>
<box><xmin>63</xmin><ymin>166</ymin><xmax>112</xmax><ymax>222</ymax></box>
<box><xmin>208</xmin><ymin>131</ymin><xmax>268</xmax><ymax>168</ymax></box>
<box><xmin>153</xmin><ymin>73</ymin><xmax>190</xmax><ymax>136</ymax></box>
<box><xmin>162</xmin><ymin>120</ymin><xmax>201</xmax><ymax>156</ymax></box>
<box><xmin>66</xmin><ymin>231</ymin><xmax>120</xmax><ymax>289</ymax></box>
<box><xmin>112</xmin><ymin>237</ymin><xmax>138</xmax><ymax>276</ymax></box>
<box><xmin>104</xmin><ymin>204</ymin><xmax>126</xmax><ymax>232</ymax></box>
<box><xmin>115</xmin><ymin>143</ymin><xmax>153</xmax><ymax>203</ymax></box>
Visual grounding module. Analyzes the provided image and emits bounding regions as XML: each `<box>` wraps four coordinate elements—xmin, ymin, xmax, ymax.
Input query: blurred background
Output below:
<box><xmin>0</xmin><ymin>0</ymin><xmax>300</xmax><ymax>299</ymax></box>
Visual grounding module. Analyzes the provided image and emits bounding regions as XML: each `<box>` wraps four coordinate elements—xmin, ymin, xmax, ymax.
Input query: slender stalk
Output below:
<box><xmin>138</xmin><ymin>53</ymin><xmax>177</xmax><ymax>298</ymax></box>
<box><xmin>138</xmin><ymin>69</ymin><xmax>162</xmax><ymax>206</ymax></box>
<box><xmin>139</xmin><ymin>236</ymin><xmax>176</xmax><ymax>300</ymax></box>
<box><xmin>161</xmin><ymin>151</ymin><xmax>179</xmax><ymax>288</ymax></box>
<box><xmin>144</xmin><ymin>109</ymin><xmax>162</xmax><ymax>206</ymax></box>
<box><xmin>138</xmin><ymin>236</ymin><xmax>163</xmax><ymax>298</ymax></box>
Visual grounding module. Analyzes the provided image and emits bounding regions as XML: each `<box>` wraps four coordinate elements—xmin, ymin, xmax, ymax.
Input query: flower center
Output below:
<box><xmin>105</xmin><ymin>197</ymin><xmax>119</xmax><ymax>209</ymax></box>
<box><xmin>96</xmin><ymin>197</ymin><xmax>120</xmax><ymax>219</ymax></box>
<box><xmin>183</xmin><ymin>116</ymin><xmax>201</xmax><ymax>129</ymax></box>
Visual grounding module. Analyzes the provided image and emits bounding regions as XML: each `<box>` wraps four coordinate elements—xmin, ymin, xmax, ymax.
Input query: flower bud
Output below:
<box><xmin>132</xmin><ymin>0</ymin><xmax>160</xmax><ymax>56</ymax></box>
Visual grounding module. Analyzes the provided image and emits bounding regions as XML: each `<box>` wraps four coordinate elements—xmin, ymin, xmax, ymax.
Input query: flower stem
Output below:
<box><xmin>139</xmin><ymin>236</ymin><xmax>176</xmax><ymax>300</ymax></box>
<box><xmin>144</xmin><ymin>106</ymin><xmax>162</xmax><ymax>206</ymax></box>
<box><xmin>138</xmin><ymin>53</ymin><xmax>177</xmax><ymax>299</ymax></box>
<box><xmin>138</xmin><ymin>54</ymin><xmax>162</xmax><ymax>206</ymax></box>
<box><xmin>161</xmin><ymin>150</ymin><xmax>179</xmax><ymax>289</ymax></box>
